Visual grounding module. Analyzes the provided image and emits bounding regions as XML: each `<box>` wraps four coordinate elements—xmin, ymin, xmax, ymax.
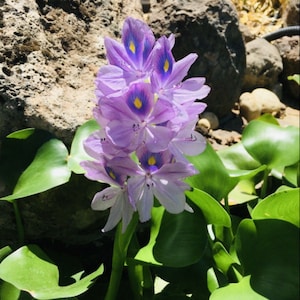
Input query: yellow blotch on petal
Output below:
<box><xmin>134</xmin><ymin>97</ymin><xmax>143</xmax><ymax>109</ymax></box>
<box><xmin>129</xmin><ymin>40</ymin><xmax>136</xmax><ymax>54</ymax></box>
<box><xmin>148</xmin><ymin>156</ymin><xmax>156</xmax><ymax>166</ymax></box>
<box><xmin>163</xmin><ymin>59</ymin><xmax>169</xmax><ymax>72</ymax></box>
<box><xmin>109</xmin><ymin>170</ymin><xmax>116</xmax><ymax>180</ymax></box>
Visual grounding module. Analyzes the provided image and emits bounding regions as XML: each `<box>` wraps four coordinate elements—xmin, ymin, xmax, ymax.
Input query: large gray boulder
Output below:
<box><xmin>148</xmin><ymin>0</ymin><xmax>246</xmax><ymax>118</ymax></box>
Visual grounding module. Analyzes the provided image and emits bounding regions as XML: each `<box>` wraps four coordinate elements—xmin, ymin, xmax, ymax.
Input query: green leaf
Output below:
<box><xmin>210</xmin><ymin>276</ymin><xmax>268</xmax><ymax>300</ymax></box>
<box><xmin>283</xmin><ymin>162</ymin><xmax>300</xmax><ymax>187</ymax></box>
<box><xmin>217</xmin><ymin>142</ymin><xmax>266</xmax><ymax>181</ymax></box>
<box><xmin>0</xmin><ymin>245</ymin><xmax>104</xmax><ymax>299</ymax></box>
<box><xmin>227</xmin><ymin>180</ymin><xmax>258</xmax><ymax>205</ymax></box>
<box><xmin>287</xmin><ymin>74</ymin><xmax>300</xmax><ymax>85</ymax></box>
<box><xmin>241</xmin><ymin>117</ymin><xmax>300</xmax><ymax>170</ymax></box>
<box><xmin>7</xmin><ymin>128</ymin><xmax>36</xmax><ymax>139</ymax></box>
<box><xmin>1</xmin><ymin>139</ymin><xmax>71</xmax><ymax>201</ymax></box>
<box><xmin>252</xmin><ymin>188</ymin><xmax>300</xmax><ymax>227</ymax></box>
<box><xmin>212</xmin><ymin>242</ymin><xmax>239</xmax><ymax>275</ymax></box>
<box><xmin>186</xmin><ymin>188</ymin><xmax>231</xmax><ymax>227</ymax></box>
<box><xmin>235</xmin><ymin>219</ymin><xmax>299</xmax><ymax>299</ymax></box>
<box><xmin>186</xmin><ymin>143</ymin><xmax>237</xmax><ymax>201</ymax></box>
<box><xmin>0</xmin><ymin>246</ymin><xmax>12</xmax><ymax>261</ymax></box>
<box><xmin>153</xmin><ymin>206</ymin><xmax>208</xmax><ymax>267</ymax></box>
<box><xmin>0</xmin><ymin>282</ymin><xmax>20</xmax><ymax>300</ymax></box>
<box><xmin>134</xmin><ymin>206</ymin><xmax>164</xmax><ymax>266</ymax></box>
<box><xmin>0</xmin><ymin>129</ymin><xmax>53</xmax><ymax>197</ymax></box>
<box><xmin>68</xmin><ymin>120</ymin><xmax>100</xmax><ymax>174</ymax></box>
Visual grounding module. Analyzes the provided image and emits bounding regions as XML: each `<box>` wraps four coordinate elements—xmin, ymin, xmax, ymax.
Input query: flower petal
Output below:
<box><xmin>102</xmin><ymin>195</ymin><xmax>123</xmax><ymax>232</ymax></box>
<box><xmin>91</xmin><ymin>186</ymin><xmax>120</xmax><ymax>211</ymax></box>
<box><xmin>153</xmin><ymin>179</ymin><xmax>187</xmax><ymax>214</ymax></box>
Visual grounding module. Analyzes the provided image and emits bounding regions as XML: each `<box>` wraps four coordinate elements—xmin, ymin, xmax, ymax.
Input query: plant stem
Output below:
<box><xmin>12</xmin><ymin>200</ymin><xmax>25</xmax><ymax>246</ymax></box>
<box><xmin>260</xmin><ymin>169</ymin><xmax>270</xmax><ymax>199</ymax></box>
<box><xmin>104</xmin><ymin>214</ymin><xmax>138</xmax><ymax>300</ymax></box>
<box><xmin>224</xmin><ymin>195</ymin><xmax>230</xmax><ymax>214</ymax></box>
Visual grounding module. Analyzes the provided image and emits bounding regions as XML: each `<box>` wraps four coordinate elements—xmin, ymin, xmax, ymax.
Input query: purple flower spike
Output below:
<box><xmin>81</xmin><ymin>17</ymin><xmax>210</xmax><ymax>232</ymax></box>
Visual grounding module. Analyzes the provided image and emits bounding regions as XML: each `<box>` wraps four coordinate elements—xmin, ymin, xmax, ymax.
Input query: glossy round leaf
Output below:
<box><xmin>186</xmin><ymin>188</ymin><xmax>231</xmax><ymax>227</ymax></box>
<box><xmin>68</xmin><ymin>120</ymin><xmax>100</xmax><ymax>174</ymax></box>
<box><xmin>217</xmin><ymin>142</ymin><xmax>264</xmax><ymax>178</ymax></box>
<box><xmin>186</xmin><ymin>143</ymin><xmax>237</xmax><ymax>201</ymax></box>
<box><xmin>252</xmin><ymin>188</ymin><xmax>300</xmax><ymax>227</ymax></box>
<box><xmin>1</xmin><ymin>139</ymin><xmax>71</xmax><ymax>201</ymax></box>
<box><xmin>242</xmin><ymin>119</ymin><xmax>300</xmax><ymax>169</ymax></box>
<box><xmin>236</xmin><ymin>219</ymin><xmax>299</xmax><ymax>299</ymax></box>
<box><xmin>0</xmin><ymin>245</ymin><xmax>103</xmax><ymax>299</ymax></box>
<box><xmin>153</xmin><ymin>206</ymin><xmax>208</xmax><ymax>267</ymax></box>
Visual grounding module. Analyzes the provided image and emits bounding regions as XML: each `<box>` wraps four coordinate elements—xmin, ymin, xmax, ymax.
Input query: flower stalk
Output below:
<box><xmin>104</xmin><ymin>213</ymin><xmax>138</xmax><ymax>300</ymax></box>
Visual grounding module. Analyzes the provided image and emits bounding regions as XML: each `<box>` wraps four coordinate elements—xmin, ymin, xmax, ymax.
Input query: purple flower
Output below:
<box><xmin>150</xmin><ymin>35</ymin><xmax>210</xmax><ymax>109</ymax></box>
<box><xmin>114</xmin><ymin>147</ymin><xmax>196</xmax><ymax>222</ymax></box>
<box><xmin>81</xmin><ymin>156</ymin><xmax>138</xmax><ymax>232</ymax></box>
<box><xmin>101</xmin><ymin>82</ymin><xmax>176</xmax><ymax>152</ymax></box>
<box><xmin>95</xmin><ymin>17</ymin><xmax>156</xmax><ymax>97</ymax></box>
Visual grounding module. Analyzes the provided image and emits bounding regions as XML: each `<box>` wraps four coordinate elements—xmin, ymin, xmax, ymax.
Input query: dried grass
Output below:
<box><xmin>231</xmin><ymin>0</ymin><xmax>285</xmax><ymax>36</ymax></box>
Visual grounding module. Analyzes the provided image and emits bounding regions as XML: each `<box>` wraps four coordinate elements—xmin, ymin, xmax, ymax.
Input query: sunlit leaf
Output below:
<box><xmin>186</xmin><ymin>188</ymin><xmax>231</xmax><ymax>227</ymax></box>
<box><xmin>283</xmin><ymin>162</ymin><xmax>300</xmax><ymax>187</ymax></box>
<box><xmin>235</xmin><ymin>219</ymin><xmax>299</xmax><ymax>299</ymax></box>
<box><xmin>242</xmin><ymin>116</ymin><xmax>300</xmax><ymax>169</ymax></box>
<box><xmin>186</xmin><ymin>143</ymin><xmax>237</xmax><ymax>201</ymax></box>
<box><xmin>210</xmin><ymin>276</ymin><xmax>268</xmax><ymax>300</ymax></box>
<box><xmin>287</xmin><ymin>74</ymin><xmax>300</xmax><ymax>85</ymax></box>
<box><xmin>227</xmin><ymin>180</ymin><xmax>258</xmax><ymax>205</ymax></box>
<box><xmin>252</xmin><ymin>188</ymin><xmax>300</xmax><ymax>227</ymax></box>
<box><xmin>1</xmin><ymin>139</ymin><xmax>71</xmax><ymax>201</ymax></box>
<box><xmin>7</xmin><ymin>128</ymin><xmax>36</xmax><ymax>140</ymax></box>
<box><xmin>134</xmin><ymin>206</ymin><xmax>164</xmax><ymax>266</ymax></box>
<box><xmin>68</xmin><ymin>120</ymin><xmax>100</xmax><ymax>174</ymax></box>
<box><xmin>0</xmin><ymin>245</ymin><xmax>103</xmax><ymax>299</ymax></box>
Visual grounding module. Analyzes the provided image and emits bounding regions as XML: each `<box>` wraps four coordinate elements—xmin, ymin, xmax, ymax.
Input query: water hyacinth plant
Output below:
<box><xmin>81</xmin><ymin>17</ymin><xmax>210</xmax><ymax>233</ymax></box>
<box><xmin>0</xmin><ymin>17</ymin><xmax>299</xmax><ymax>300</ymax></box>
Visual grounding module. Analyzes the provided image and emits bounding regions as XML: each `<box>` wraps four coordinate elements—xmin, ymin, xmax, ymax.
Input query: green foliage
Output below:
<box><xmin>287</xmin><ymin>74</ymin><xmax>300</xmax><ymax>85</ymax></box>
<box><xmin>0</xmin><ymin>245</ymin><xmax>103</xmax><ymax>299</ymax></box>
<box><xmin>0</xmin><ymin>114</ymin><xmax>299</xmax><ymax>299</ymax></box>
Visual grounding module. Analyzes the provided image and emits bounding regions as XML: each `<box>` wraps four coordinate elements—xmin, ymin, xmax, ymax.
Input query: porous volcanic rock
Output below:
<box><xmin>0</xmin><ymin>0</ymin><xmax>142</xmax><ymax>144</ymax></box>
<box><xmin>148</xmin><ymin>0</ymin><xmax>246</xmax><ymax>118</ymax></box>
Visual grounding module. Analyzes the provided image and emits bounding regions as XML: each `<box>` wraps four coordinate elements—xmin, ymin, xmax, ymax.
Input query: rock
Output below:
<box><xmin>199</xmin><ymin>112</ymin><xmax>219</xmax><ymax>130</ymax></box>
<box><xmin>282</xmin><ymin>0</ymin><xmax>300</xmax><ymax>26</ymax></box>
<box><xmin>197</xmin><ymin>118</ymin><xmax>211</xmax><ymax>135</ymax></box>
<box><xmin>0</xmin><ymin>0</ymin><xmax>143</xmax><ymax>246</ymax></box>
<box><xmin>0</xmin><ymin>0</ymin><xmax>143</xmax><ymax>144</ymax></box>
<box><xmin>239</xmin><ymin>88</ymin><xmax>286</xmax><ymax>122</ymax></box>
<box><xmin>148</xmin><ymin>0</ymin><xmax>246</xmax><ymax>118</ymax></box>
<box><xmin>273</xmin><ymin>36</ymin><xmax>300</xmax><ymax>103</ymax></box>
<box><xmin>243</xmin><ymin>38</ymin><xmax>283</xmax><ymax>90</ymax></box>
